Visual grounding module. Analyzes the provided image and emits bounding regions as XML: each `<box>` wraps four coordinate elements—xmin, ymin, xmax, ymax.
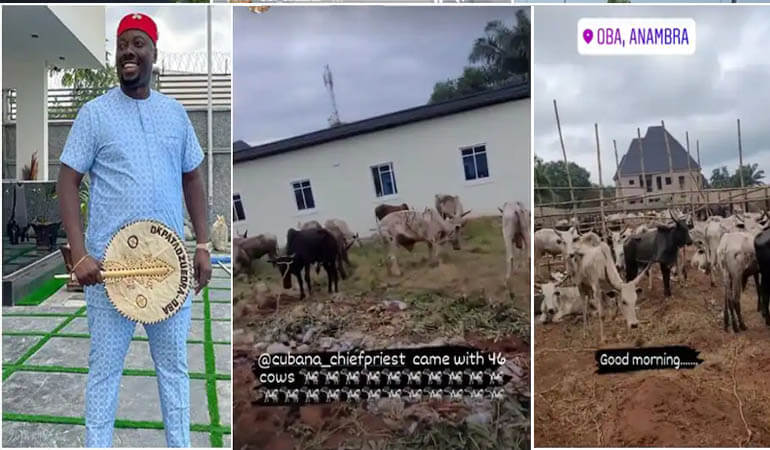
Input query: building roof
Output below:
<box><xmin>232</xmin><ymin>140</ymin><xmax>250</xmax><ymax>152</ymax></box>
<box><xmin>615</xmin><ymin>125</ymin><xmax>701</xmax><ymax>179</ymax></box>
<box><xmin>233</xmin><ymin>82</ymin><xmax>530</xmax><ymax>163</ymax></box>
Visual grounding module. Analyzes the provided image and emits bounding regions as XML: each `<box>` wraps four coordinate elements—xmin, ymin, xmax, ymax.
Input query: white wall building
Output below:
<box><xmin>2</xmin><ymin>5</ymin><xmax>105</xmax><ymax>181</ymax></box>
<box><xmin>233</xmin><ymin>84</ymin><xmax>530</xmax><ymax>245</ymax></box>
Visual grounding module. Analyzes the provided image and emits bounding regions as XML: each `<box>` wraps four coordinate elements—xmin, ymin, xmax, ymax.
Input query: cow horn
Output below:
<box><xmin>632</xmin><ymin>263</ymin><xmax>652</xmax><ymax>285</ymax></box>
<box><xmin>461</xmin><ymin>210</ymin><xmax>471</xmax><ymax>217</ymax></box>
<box><xmin>604</xmin><ymin>266</ymin><xmax>623</xmax><ymax>292</ymax></box>
<box><xmin>498</xmin><ymin>207</ymin><xmax>504</xmax><ymax>214</ymax></box>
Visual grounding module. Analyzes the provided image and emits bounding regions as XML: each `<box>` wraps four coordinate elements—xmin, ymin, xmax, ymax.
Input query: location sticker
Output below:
<box><xmin>578</xmin><ymin>18</ymin><xmax>696</xmax><ymax>56</ymax></box>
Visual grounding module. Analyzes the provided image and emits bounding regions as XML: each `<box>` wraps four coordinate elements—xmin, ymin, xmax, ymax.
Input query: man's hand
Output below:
<box><xmin>74</xmin><ymin>255</ymin><xmax>103</xmax><ymax>286</ymax></box>
<box><xmin>194</xmin><ymin>248</ymin><xmax>212</xmax><ymax>294</ymax></box>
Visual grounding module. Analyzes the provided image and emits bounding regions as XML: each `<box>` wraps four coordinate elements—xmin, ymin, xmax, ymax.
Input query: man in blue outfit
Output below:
<box><xmin>56</xmin><ymin>13</ymin><xmax>212</xmax><ymax>447</ymax></box>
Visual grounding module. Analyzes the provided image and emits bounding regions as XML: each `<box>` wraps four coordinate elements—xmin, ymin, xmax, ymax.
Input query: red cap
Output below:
<box><xmin>117</xmin><ymin>13</ymin><xmax>158</xmax><ymax>44</ymax></box>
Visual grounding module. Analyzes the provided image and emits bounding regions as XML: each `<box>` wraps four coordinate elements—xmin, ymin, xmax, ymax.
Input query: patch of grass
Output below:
<box><xmin>16</xmin><ymin>278</ymin><xmax>68</xmax><ymax>306</ymax></box>
<box><xmin>202</xmin><ymin>287</ymin><xmax>224</xmax><ymax>448</ymax></box>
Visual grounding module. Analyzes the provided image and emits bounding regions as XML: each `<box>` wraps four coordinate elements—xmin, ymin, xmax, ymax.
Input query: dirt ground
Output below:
<box><xmin>535</xmin><ymin>247</ymin><xmax>770</xmax><ymax>447</ymax></box>
<box><xmin>233</xmin><ymin>217</ymin><xmax>531</xmax><ymax>450</ymax></box>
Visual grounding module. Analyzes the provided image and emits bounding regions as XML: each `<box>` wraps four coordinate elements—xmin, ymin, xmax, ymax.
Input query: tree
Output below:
<box><xmin>709</xmin><ymin>164</ymin><xmax>765</xmax><ymax>188</ymax></box>
<box><xmin>608</xmin><ymin>0</ymin><xmax>631</xmax><ymax>3</ymax></box>
<box><xmin>534</xmin><ymin>157</ymin><xmax>594</xmax><ymax>206</ymax></box>
<box><xmin>49</xmin><ymin>52</ymin><xmax>118</xmax><ymax>119</ymax></box>
<box><xmin>428</xmin><ymin>11</ymin><xmax>530</xmax><ymax>104</ymax></box>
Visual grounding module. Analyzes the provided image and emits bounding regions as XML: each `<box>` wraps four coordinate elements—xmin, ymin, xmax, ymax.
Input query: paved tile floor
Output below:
<box><xmin>2</xmin><ymin>248</ymin><xmax>232</xmax><ymax>448</ymax></box>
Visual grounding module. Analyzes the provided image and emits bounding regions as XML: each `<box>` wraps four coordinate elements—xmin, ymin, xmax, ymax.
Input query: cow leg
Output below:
<box><xmin>304</xmin><ymin>265</ymin><xmax>312</xmax><ymax>297</ymax></box>
<box><xmin>387</xmin><ymin>239</ymin><xmax>401</xmax><ymax>277</ymax></box>
<box><xmin>661</xmin><ymin>264</ymin><xmax>672</xmax><ymax>297</ymax></box>
<box><xmin>427</xmin><ymin>241</ymin><xmax>439</xmax><ymax>267</ymax></box>
<box><xmin>723</xmin><ymin>280</ymin><xmax>730</xmax><ymax>332</ymax></box>
<box><xmin>594</xmin><ymin>288</ymin><xmax>605</xmax><ymax>343</ymax></box>
<box><xmin>296</xmin><ymin>271</ymin><xmax>305</xmax><ymax>300</ymax></box>
<box><xmin>754</xmin><ymin>272</ymin><xmax>761</xmax><ymax>313</ymax></box>
<box><xmin>761</xmin><ymin>273</ymin><xmax>770</xmax><ymax>325</ymax></box>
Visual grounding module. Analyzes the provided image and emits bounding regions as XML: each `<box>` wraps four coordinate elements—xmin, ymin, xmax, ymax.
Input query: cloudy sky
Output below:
<box><xmin>106</xmin><ymin>6</ymin><xmax>231</xmax><ymax>70</ymax></box>
<box><xmin>534</xmin><ymin>6</ymin><xmax>770</xmax><ymax>185</ymax></box>
<box><xmin>233</xmin><ymin>6</ymin><xmax>526</xmax><ymax>145</ymax></box>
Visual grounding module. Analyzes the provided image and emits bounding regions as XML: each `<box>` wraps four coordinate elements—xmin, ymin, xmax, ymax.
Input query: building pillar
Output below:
<box><xmin>15</xmin><ymin>61</ymin><xmax>48</xmax><ymax>181</ymax></box>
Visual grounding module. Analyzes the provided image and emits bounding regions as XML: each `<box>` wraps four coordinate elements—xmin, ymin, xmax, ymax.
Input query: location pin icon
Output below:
<box><xmin>583</xmin><ymin>28</ymin><xmax>593</xmax><ymax>44</ymax></box>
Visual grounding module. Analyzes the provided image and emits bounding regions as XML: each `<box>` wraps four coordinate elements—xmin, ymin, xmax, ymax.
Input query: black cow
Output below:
<box><xmin>624</xmin><ymin>211</ymin><xmax>692</xmax><ymax>297</ymax></box>
<box><xmin>269</xmin><ymin>228</ymin><xmax>340</xmax><ymax>299</ymax></box>
<box><xmin>755</xmin><ymin>228</ymin><xmax>770</xmax><ymax>325</ymax></box>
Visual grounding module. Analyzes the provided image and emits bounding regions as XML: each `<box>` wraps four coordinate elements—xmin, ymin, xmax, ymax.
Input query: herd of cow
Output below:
<box><xmin>536</xmin><ymin>208</ymin><xmax>770</xmax><ymax>341</ymax></box>
<box><xmin>233</xmin><ymin>194</ymin><xmax>532</xmax><ymax>300</ymax></box>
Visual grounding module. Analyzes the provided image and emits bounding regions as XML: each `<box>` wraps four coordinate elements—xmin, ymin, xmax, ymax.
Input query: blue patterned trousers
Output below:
<box><xmin>85</xmin><ymin>292</ymin><xmax>192</xmax><ymax>448</ymax></box>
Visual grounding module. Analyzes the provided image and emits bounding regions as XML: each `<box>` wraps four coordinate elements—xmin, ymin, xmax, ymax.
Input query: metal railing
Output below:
<box><xmin>5</xmin><ymin>73</ymin><xmax>231</xmax><ymax>121</ymax></box>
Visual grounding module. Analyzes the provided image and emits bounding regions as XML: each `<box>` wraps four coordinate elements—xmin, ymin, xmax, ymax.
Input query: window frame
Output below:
<box><xmin>370</xmin><ymin>161</ymin><xmax>399</xmax><ymax>199</ymax></box>
<box><xmin>459</xmin><ymin>143</ymin><xmax>492</xmax><ymax>185</ymax></box>
<box><xmin>290</xmin><ymin>178</ymin><xmax>317</xmax><ymax>213</ymax></box>
<box><xmin>233</xmin><ymin>193</ymin><xmax>246</xmax><ymax>222</ymax></box>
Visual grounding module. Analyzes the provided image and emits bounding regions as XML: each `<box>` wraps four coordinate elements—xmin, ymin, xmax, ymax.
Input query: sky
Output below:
<box><xmin>106</xmin><ymin>6</ymin><xmax>232</xmax><ymax>71</ymax></box>
<box><xmin>534</xmin><ymin>6</ymin><xmax>770</xmax><ymax>185</ymax></box>
<box><xmin>233</xmin><ymin>6</ymin><xmax>527</xmax><ymax>146</ymax></box>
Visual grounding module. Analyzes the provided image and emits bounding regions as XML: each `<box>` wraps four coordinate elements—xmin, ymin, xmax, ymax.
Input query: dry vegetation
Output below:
<box><xmin>233</xmin><ymin>217</ymin><xmax>531</xmax><ymax>450</ymax></box>
<box><xmin>535</xmin><ymin>247</ymin><xmax>770</xmax><ymax>447</ymax></box>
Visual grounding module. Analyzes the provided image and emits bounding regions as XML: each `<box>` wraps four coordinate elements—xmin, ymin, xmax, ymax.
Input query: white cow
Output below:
<box><xmin>534</xmin><ymin>227</ymin><xmax>579</xmax><ymax>260</ymax></box>
<box><xmin>717</xmin><ymin>231</ymin><xmax>760</xmax><ymax>332</ymax></box>
<box><xmin>501</xmin><ymin>201</ymin><xmax>531</xmax><ymax>283</ymax></box>
<box><xmin>537</xmin><ymin>281</ymin><xmax>585</xmax><ymax>324</ymax></box>
<box><xmin>690</xmin><ymin>246</ymin><xmax>709</xmax><ymax>273</ymax></box>
<box><xmin>569</xmin><ymin>242</ymin><xmax>650</xmax><ymax>342</ymax></box>
<box><xmin>378</xmin><ymin>208</ymin><xmax>463</xmax><ymax>276</ymax></box>
<box><xmin>610</xmin><ymin>228</ymin><xmax>633</xmax><ymax>271</ymax></box>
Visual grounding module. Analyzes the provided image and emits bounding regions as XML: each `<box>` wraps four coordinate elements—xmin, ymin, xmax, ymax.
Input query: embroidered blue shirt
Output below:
<box><xmin>60</xmin><ymin>87</ymin><xmax>203</xmax><ymax>307</ymax></box>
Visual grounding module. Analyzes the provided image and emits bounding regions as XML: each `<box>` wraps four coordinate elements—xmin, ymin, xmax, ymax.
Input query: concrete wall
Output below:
<box><xmin>233</xmin><ymin>98</ymin><xmax>531</xmax><ymax>245</ymax></box>
<box><xmin>616</xmin><ymin>169</ymin><xmax>702</xmax><ymax>206</ymax></box>
<box><xmin>3</xmin><ymin>108</ymin><xmax>231</xmax><ymax>225</ymax></box>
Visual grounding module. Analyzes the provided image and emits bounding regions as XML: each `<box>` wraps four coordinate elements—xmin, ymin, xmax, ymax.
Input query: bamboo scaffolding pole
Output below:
<box><xmin>594</xmin><ymin>123</ymin><xmax>607</xmax><ymax>236</ymax></box>
<box><xmin>553</xmin><ymin>99</ymin><xmax>576</xmax><ymax>214</ymax></box>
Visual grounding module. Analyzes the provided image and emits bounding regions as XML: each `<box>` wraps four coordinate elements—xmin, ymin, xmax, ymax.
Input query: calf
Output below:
<box><xmin>501</xmin><ymin>201</ymin><xmax>530</xmax><ymax>283</ymax></box>
<box><xmin>609</xmin><ymin>228</ymin><xmax>633</xmax><ymax>272</ymax></box>
<box><xmin>233</xmin><ymin>233</ymin><xmax>278</xmax><ymax>275</ymax></box>
<box><xmin>717</xmin><ymin>232</ymin><xmax>760</xmax><ymax>332</ymax></box>
<box><xmin>624</xmin><ymin>211</ymin><xmax>692</xmax><ymax>297</ymax></box>
<box><xmin>570</xmin><ymin>242</ymin><xmax>649</xmax><ymax>342</ymax></box>
<box><xmin>268</xmin><ymin>228</ymin><xmax>339</xmax><ymax>299</ymax></box>
<box><xmin>755</xmin><ymin>229</ymin><xmax>770</xmax><ymax>325</ymax></box>
<box><xmin>378</xmin><ymin>208</ymin><xmax>463</xmax><ymax>276</ymax></box>
<box><xmin>375</xmin><ymin>203</ymin><xmax>409</xmax><ymax>221</ymax></box>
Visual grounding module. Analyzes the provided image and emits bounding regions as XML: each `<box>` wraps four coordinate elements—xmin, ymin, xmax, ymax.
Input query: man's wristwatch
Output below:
<box><xmin>196</xmin><ymin>242</ymin><xmax>212</xmax><ymax>253</ymax></box>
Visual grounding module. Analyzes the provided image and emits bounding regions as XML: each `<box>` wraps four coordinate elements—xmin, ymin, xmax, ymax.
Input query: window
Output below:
<box><xmin>371</xmin><ymin>162</ymin><xmax>398</xmax><ymax>197</ymax></box>
<box><xmin>233</xmin><ymin>194</ymin><xmax>245</xmax><ymax>221</ymax></box>
<box><xmin>656</xmin><ymin>176</ymin><xmax>662</xmax><ymax>190</ymax></box>
<box><xmin>644</xmin><ymin>175</ymin><xmax>652</xmax><ymax>192</ymax></box>
<box><xmin>461</xmin><ymin>145</ymin><xmax>489</xmax><ymax>181</ymax></box>
<box><xmin>665</xmin><ymin>177</ymin><xmax>672</xmax><ymax>185</ymax></box>
<box><xmin>628</xmin><ymin>179</ymin><xmax>635</xmax><ymax>185</ymax></box>
<box><xmin>679</xmin><ymin>176</ymin><xmax>685</xmax><ymax>189</ymax></box>
<box><xmin>291</xmin><ymin>180</ymin><xmax>315</xmax><ymax>210</ymax></box>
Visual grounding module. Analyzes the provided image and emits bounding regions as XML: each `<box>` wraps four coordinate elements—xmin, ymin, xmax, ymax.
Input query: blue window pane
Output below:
<box><xmin>304</xmin><ymin>187</ymin><xmax>315</xmax><ymax>209</ymax></box>
<box><xmin>294</xmin><ymin>188</ymin><xmax>306</xmax><ymax>210</ymax></box>
<box><xmin>372</xmin><ymin>167</ymin><xmax>383</xmax><ymax>197</ymax></box>
<box><xmin>475</xmin><ymin>152</ymin><xmax>489</xmax><ymax>178</ymax></box>
<box><xmin>391</xmin><ymin>170</ymin><xmax>398</xmax><ymax>194</ymax></box>
<box><xmin>463</xmin><ymin>155</ymin><xmax>476</xmax><ymax>180</ymax></box>
<box><xmin>292</xmin><ymin>182</ymin><xmax>301</xmax><ymax>190</ymax></box>
<box><xmin>382</xmin><ymin>172</ymin><xmax>394</xmax><ymax>196</ymax></box>
<box><xmin>461</xmin><ymin>148</ymin><xmax>473</xmax><ymax>157</ymax></box>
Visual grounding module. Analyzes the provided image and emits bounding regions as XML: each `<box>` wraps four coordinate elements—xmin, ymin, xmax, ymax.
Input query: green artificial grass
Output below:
<box><xmin>202</xmin><ymin>287</ymin><xmax>223</xmax><ymax>447</ymax></box>
<box><xmin>2</xmin><ymin>246</ymin><xmax>37</xmax><ymax>266</ymax></box>
<box><xmin>2</xmin><ymin>281</ymin><xmax>232</xmax><ymax>446</ymax></box>
<box><xmin>15</xmin><ymin>278</ymin><xmax>68</xmax><ymax>306</ymax></box>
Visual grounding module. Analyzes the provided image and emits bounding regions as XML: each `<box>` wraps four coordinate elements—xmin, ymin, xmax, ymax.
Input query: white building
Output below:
<box><xmin>3</xmin><ymin>5</ymin><xmax>105</xmax><ymax>181</ymax></box>
<box><xmin>233</xmin><ymin>83</ymin><xmax>530</xmax><ymax>244</ymax></box>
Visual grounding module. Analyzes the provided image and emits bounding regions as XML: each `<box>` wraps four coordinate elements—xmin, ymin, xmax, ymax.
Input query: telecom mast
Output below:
<box><xmin>323</xmin><ymin>64</ymin><xmax>341</xmax><ymax>127</ymax></box>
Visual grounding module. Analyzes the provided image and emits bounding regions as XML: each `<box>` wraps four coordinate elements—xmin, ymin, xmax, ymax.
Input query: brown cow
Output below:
<box><xmin>375</xmin><ymin>203</ymin><xmax>409</xmax><ymax>221</ymax></box>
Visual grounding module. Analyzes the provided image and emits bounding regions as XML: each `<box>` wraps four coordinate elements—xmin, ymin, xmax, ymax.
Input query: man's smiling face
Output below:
<box><xmin>116</xmin><ymin>29</ymin><xmax>157</xmax><ymax>89</ymax></box>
